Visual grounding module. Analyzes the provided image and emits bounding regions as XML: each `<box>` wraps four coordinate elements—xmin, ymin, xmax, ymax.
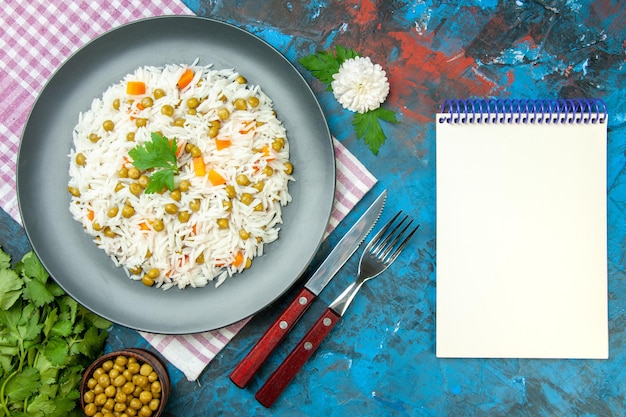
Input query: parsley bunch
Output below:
<box><xmin>0</xmin><ymin>248</ymin><xmax>111</xmax><ymax>417</ymax></box>
<box><xmin>299</xmin><ymin>45</ymin><xmax>399</xmax><ymax>155</ymax></box>
<box><xmin>128</xmin><ymin>132</ymin><xmax>179</xmax><ymax>194</ymax></box>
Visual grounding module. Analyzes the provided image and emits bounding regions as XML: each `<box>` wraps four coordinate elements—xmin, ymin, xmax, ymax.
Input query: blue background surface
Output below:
<box><xmin>2</xmin><ymin>1</ymin><xmax>625</xmax><ymax>416</ymax></box>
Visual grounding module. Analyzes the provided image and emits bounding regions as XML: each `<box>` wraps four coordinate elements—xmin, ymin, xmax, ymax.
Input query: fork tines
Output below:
<box><xmin>371</xmin><ymin>211</ymin><xmax>420</xmax><ymax>264</ymax></box>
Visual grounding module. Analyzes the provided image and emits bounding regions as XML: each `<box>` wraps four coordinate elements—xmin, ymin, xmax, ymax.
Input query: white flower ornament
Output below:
<box><xmin>299</xmin><ymin>46</ymin><xmax>398</xmax><ymax>155</ymax></box>
<box><xmin>331</xmin><ymin>56</ymin><xmax>390</xmax><ymax>114</ymax></box>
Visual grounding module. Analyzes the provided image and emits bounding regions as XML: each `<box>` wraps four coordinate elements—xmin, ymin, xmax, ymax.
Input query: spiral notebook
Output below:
<box><xmin>436</xmin><ymin>99</ymin><xmax>608</xmax><ymax>359</ymax></box>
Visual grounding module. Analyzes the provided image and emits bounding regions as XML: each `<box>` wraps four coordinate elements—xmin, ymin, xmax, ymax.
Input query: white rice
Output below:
<box><xmin>68</xmin><ymin>61</ymin><xmax>293</xmax><ymax>289</ymax></box>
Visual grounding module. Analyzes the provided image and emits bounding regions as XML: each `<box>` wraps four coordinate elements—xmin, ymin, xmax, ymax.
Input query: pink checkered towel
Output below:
<box><xmin>0</xmin><ymin>0</ymin><xmax>377</xmax><ymax>381</ymax></box>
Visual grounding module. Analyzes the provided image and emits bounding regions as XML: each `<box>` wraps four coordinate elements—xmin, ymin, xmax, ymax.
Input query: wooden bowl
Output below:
<box><xmin>80</xmin><ymin>348</ymin><xmax>170</xmax><ymax>417</ymax></box>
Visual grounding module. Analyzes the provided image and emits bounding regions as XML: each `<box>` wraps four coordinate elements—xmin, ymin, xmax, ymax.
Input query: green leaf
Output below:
<box><xmin>0</xmin><ymin>335</ymin><xmax>21</xmax><ymax>363</ymax></box>
<box><xmin>27</xmin><ymin>394</ymin><xmax>57</xmax><ymax>415</ymax></box>
<box><xmin>146</xmin><ymin>169</ymin><xmax>175</xmax><ymax>194</ymax></box>
<box><xmin>50</xmin><ymin>320</ymin><xmax>73</xmax><ymax>338</ymax></box>
<box><xmin>0</xmin><ymin>248</ymin><xmax>10</xmax><ymax>269</ymax></box>
<box><xmin>299</xmin><ymin>51</ymin><xmax>340</xmax><ymax>87</ymax></box>
<box><xmin>43</xmin><ymin>308</ymin><xmax>59</xmax><ymax>337</ymax></box>
<box><xmin>70</xmin><ymin>321</ymin><xmax>84</xmax><ymax>337</ymax></box>
<box><xmin>24</xmin><ymin>279</ymin><xmax>55</xmax><ymax>308</ymax></box>
<box><xmin>18</xmin><ymin>306</ymin><xmax>42</xmax><ymax>345</ymax></box>
<box><xmin>352</xmin><ymin>107</ymin><xmax>399</xmax><ymax>155</ymax></box>
<box><xmin>73</xmin><ymin>326</ymin><xmax>108</xmax><ymax>358</ymax></box>
<box><xmin>374</xmin><ymin>107</ymin><xmax>399</xmax><ymax>123</ymax></box>
<box><xmin>57</xmin><ymin>366</ymin><xmax>83</xmax><ymax>398</ymax></box>
<box><xmin>81</xmin><ymin>310</ymin><xmax>112</xmax><ymax>330</ymax></box>
<box><xmin>43</xmin><ymin>338</ymin><xmax>69</xmax><ymax>367</ymax></box>
<box><xmin>34</xmin><ymin>354</ymin><xmax>58</xmax><ymax>386</ymax></box>
<box><xmin>15</xmin><ymin>252</ymin><xmax>48</xmax><ymax>283</ymax></box>
<box><xmin>0</xmin><ymin>341</ymin><xmax>19</xmax><ymax>358</ymax></box>
<box><xmin>334</xmin><ymin>45</ymin><xmax>360</xmax><ymax>64</ymax></box>
<box><xmin>38</xmin><ymin>382</ymin><xmax>57</xmax><ymax>400</ymax></box>
<box><xmin>0</xmin><ymin>306</ymin><xmax>22</xmax><ymax>331</ymax></box>
<box><xmin>0</xmin><ymin>353</ymin><xmax>14</xmax><ymax>375</ymax></box>
<box><xmin>47</xmin><ymin>281</ymin><xmax>65</xmax><ymax>298</ymax></box>
<box><xmin>48</xmin><ymin>396</ymin><xmax>78</xmax><ymax>417</ymax></box>
<box><xmin>298</xmin><ymin>46</ymin><xmax>360</xmax><ymax>91</ymax></box>
<box><xmin>6</xmin><ymin>366</ymin><xmax>40</xmax><ymax>402</ymax></box>
<box><xmin>0</xmin><ymin>269</ymin><xmax>23</xmax><ymax>310</ymax></box>
<box><xmin>128</xmin><ymin>132</ymin><xmax>177</xmax><ymax>170</ymax></box>
<box><xmin>129</xmin><ymin>132</ymin><xmax>178</xmax><ymax>193</ymax></box>
<box><xmin>18</xmin><ymin>302</ymin><xmax>37</xmax><ymax>325</ymax></box>
<box><xmin>57</xmin><ymin>295</ymin><xmax>78</xmax><ymax>325</ymax></box>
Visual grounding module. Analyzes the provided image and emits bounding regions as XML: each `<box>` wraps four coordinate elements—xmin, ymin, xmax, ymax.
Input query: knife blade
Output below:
<box><xmin>229</xmin><ymin>189</ymin><xmax>387</xmax><ymax>388</ymax></box>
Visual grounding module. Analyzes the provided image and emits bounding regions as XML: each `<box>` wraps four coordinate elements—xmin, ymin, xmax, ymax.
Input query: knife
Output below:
<box><xmin>255</xmin><ymin>212</ymin><xmax>419</xmax><ymax>407</ymax></box>
<box><xmin>229</xmin><ymin>189</ymin><xmax>387</xmax><ymax>388</ymax></box>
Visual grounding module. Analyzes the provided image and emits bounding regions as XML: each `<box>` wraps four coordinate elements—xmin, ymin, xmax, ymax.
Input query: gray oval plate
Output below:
<box><xmin>16</xmin><ymin>16</ymin><xmax>335</xmax><ymax>334</ymax></box>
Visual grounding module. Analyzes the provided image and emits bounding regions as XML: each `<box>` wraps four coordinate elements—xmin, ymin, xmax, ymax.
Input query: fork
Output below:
<box><xmin>255</xmin><ymin>211</ymin><xmax>419</xmax><ymax>407</ymax></box>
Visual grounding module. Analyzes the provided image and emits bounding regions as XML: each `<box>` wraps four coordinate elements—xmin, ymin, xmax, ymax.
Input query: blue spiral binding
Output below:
<box><xmin>438</xmin><ymin>98</ymin><xmax>607</xmax><ymax>124</ymax></box>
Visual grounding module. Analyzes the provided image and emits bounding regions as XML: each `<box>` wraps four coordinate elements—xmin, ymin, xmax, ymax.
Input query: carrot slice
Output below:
<box><xmin>138</xmin><ymin>222</ymin><xmax>150</xmax><ymax>231</ymax></box>
<box><xmin>208</xmin><ymin>168</ymin><xmax>227</xmax><ymax>186</ymax></box>
<box><xmin>177</xmin><ymin>254</ymin><xmax>190</xmax><ymax>268</ymax></box>
<box><xmin>177</xmin><ymin>68</ymin><xmax>194</xmax><ymax>89</ymax></box>
<box><xmin>239</xmin><ymin>120</ymin><xmax>256</xmax><ymax>134</ymax></box>
<box><xmin>126</xmin><ymin>81</ymin><xmax>146</xmax><ymax>95</ymax></box>
<box><xmin>215</xmin><ymin>138</ymin><xmax>232</xmax><ymax>150</ymax></box>
<box><xmin>169</xmin><ymin>139</ymin><xmax>182</xmax><ymax>157</ymax></box>
<box><xmin>193</xmin><ymin>156</ymin><xmax>206</xmax><ymax>176</ymax></box>
<box><xmin>232</xmin><ymin>251</ymin><xmax>244</xmax><ymax>267</ymax></box>
<box><xmin>87</xmin><ymin>209</ymin><xmax>95</xmax><ymax>221</ymax></box>
<box><xmin>259</xmin><ymin>146</ymin><xmax>275</xmax><ymax>163</ymax></box>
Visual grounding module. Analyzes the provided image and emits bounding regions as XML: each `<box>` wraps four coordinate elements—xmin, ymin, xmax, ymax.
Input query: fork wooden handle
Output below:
<box><xmin>255</xmin><ymin>308</ymin><xmax>341</xmax><ymax>407</ymax></box>
<box><xmin>230</xmin><ymin>287</ymin><xmax>317</xmax><ymax>388</ymax></box>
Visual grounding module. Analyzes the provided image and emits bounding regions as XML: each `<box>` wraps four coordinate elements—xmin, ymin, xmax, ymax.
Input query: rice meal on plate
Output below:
<box><xmin>68</xmin><ymin>61</ymin><xmax>294</xmax><ymax>290</ymax></box>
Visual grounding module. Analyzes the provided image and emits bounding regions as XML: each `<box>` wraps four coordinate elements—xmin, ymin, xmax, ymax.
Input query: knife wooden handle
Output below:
<box><xmin>255</xmin><ymin>308</ymin><xmax>341</xmax><ymax>407</ymax></box>
<box><xmin>229</xmin><ymin>287</ymin><xmax>317</xmax><ymax>388</ymax></box>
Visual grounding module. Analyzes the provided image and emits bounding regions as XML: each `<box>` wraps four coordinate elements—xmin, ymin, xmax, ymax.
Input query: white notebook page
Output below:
<box><xmin>436</xmin><ymin>112</ymin><xmax>608</xmax><ymax>358</ymax></box>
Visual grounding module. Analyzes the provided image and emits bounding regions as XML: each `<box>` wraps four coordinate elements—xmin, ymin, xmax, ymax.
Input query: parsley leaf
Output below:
<box><xmin>128</xmin><ymin>132</ymin><xmax>179</xmax><ymax>194</ymax></box>
<box><xmin>48</xmin><ymin>396</ymin><xmax>78</xmax><ymax>417</ymax></box>
<box><xmin>298</xmin><ymin>45</ymin><xmax>360</xmax><ymax>91</ymax></box>
<box><xmin>6</xmin><ymin>366</ymin><xmax>40</xmax><ymax>402</ymax></box>
<box><xmin>353</xmin><ymin>107</ymin><xmax>399</xmax><ymax>155</ymax></box>
<box><xmin>0</xmin><ymin>269</ymin><xmax>22</xmax><ymax>310</ymax></box>
<box><xmin>146</xmin><ymin>169</ymin><xmax>176</xmax><ymax>194</ymax></box>
<box><xmin>73</xmin><ymin>326</ymin><xmax>108</xmax><ymax>358</ymax></box>
<box><xmin>27</xmin><ymin>394</ymin><xmax>56</xmax><ymax>416</ymax></box>
<box><xmin>15</xmin><ymin>251</ymin><xmax>48</xmax><ymax>283</ymax></box>
<box><xmin>24</xmin><ymin>279</ymin><xmax>55</xmax><ymax>308</ymax></box>
<box><xmin>0</xmin><ymin>250</ymin><xmax>9</xmax><ymax>270</ymax></box>
<box><xmin>43</xmin><ymin>338</ymin><xmax>69</xmax><ymax>367</ymax></box>
<box><xmin>49</xmin><ymin>320</ymin><xmax>73</xmax><ymax>338</ymax></box>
